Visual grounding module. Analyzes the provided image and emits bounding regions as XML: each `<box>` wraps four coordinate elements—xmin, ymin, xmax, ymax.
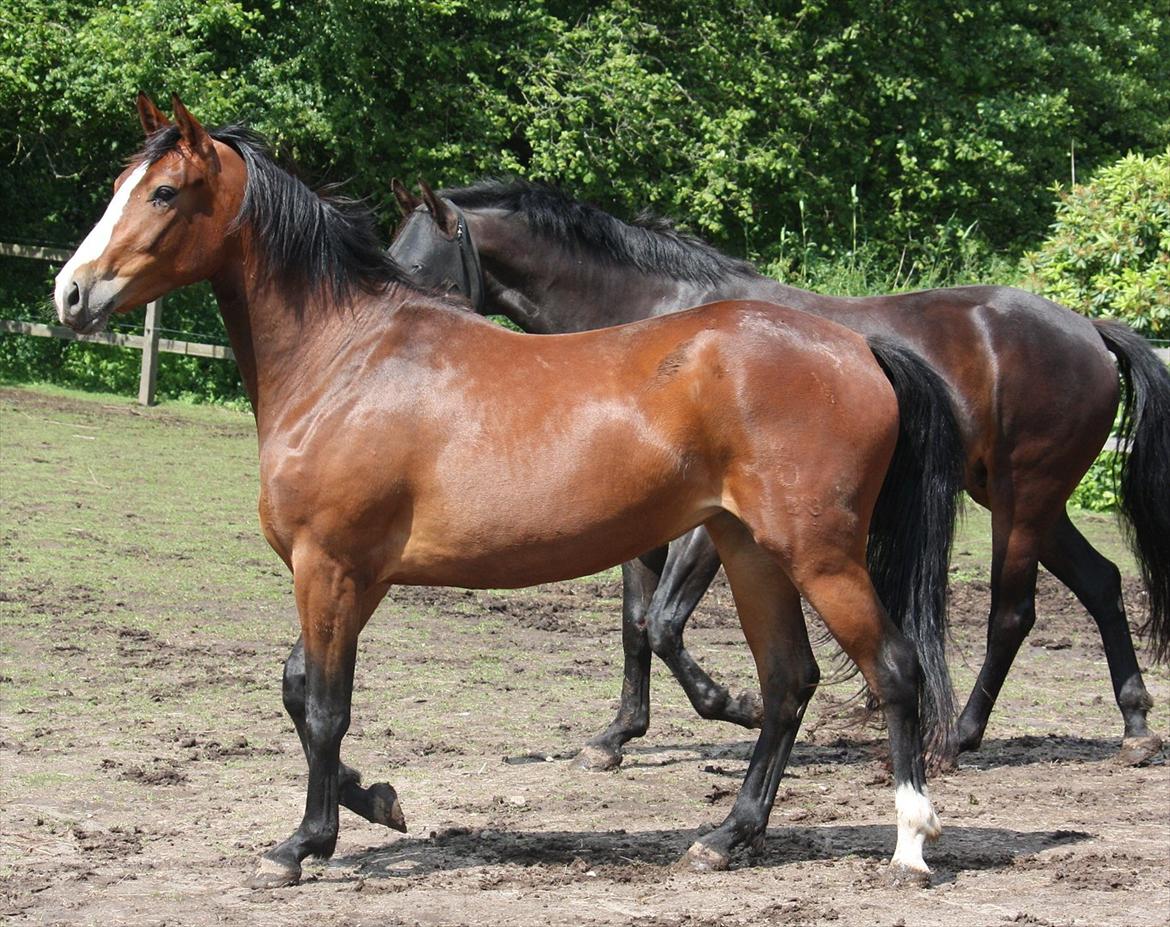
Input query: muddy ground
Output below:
<box><xmin>1</xmin><ymin>387</ymin><xmax>1168</xmax><ymax>926</ymax></box>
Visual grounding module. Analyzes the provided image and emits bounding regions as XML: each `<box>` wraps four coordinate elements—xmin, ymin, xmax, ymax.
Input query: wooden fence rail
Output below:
<box><xmin>0</xmin><ymin>241</ymin><xmax>234</xmax><ymax>405</ymax></box>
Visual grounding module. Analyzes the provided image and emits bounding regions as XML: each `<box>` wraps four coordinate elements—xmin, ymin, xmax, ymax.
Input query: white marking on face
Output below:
<box><xmin>54</xmin><ymin>161</ymin><xmax>151</xmax><ymax>321</ymax></box>
<box><xmin>891</xmin><ymin>781</ymin><xmax>941</xmax><ymax>872</ymax></box>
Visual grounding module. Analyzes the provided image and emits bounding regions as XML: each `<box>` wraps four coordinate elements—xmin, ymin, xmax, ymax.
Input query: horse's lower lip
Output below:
<box><xmin>75</xmin><ymin>307</ymin><xmax>114</xmax><ymax>334</ymax></box>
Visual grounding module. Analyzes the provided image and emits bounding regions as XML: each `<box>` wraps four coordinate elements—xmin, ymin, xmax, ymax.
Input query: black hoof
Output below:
<box><xmin>574</xmin><ymin>743</ymin><xmax>623</xmax><ymax>772</ymax></box>
<box><xmin>367</xmin><ymin>782</ymin><xmax>408</xmax><ymax>832</ymax></box>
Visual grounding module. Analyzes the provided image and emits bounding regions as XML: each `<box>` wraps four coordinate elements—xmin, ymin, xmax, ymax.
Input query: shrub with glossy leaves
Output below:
<box><xmin>1022</xmin><ymin>150</ymin><xmax>1170</xmax><ymax>339</ymax></box>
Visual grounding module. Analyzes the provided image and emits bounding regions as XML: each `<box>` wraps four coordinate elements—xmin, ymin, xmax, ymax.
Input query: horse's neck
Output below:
<box><xmin>209</xmin><ymin>251</ymin><xmax>392</xmax><ymax>433</ymax></box>
<box><xmin>473</xmin><ymin>214</ymin><xmax>813</xmax><ymax>330</ymax></box>
<box><xmin>477</xmin><ymin>235</ymin><xmax>710</xmax><ymax>331</ymax></box>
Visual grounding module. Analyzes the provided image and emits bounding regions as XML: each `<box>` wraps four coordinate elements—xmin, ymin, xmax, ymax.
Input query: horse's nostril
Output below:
<box><xmin>67</xmin><ymin>281</ymin><xmax>80</xmax><ymax>308</ymax></box>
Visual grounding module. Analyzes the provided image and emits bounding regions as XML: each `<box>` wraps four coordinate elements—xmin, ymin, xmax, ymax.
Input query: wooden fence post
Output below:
<box><xmin>137</xmin><ymin>298</ymin><xmax>162</xmax><ymax>406</ymax></box>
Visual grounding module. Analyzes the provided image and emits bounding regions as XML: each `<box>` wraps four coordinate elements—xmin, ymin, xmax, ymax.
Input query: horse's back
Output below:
<box><xmin>749</xmin><ymin>281</ymin><xmax>1119</xmax><ymax>488</ymax></box>
<box><xmin>280</xmin><ymin>298</ymin><xmax>900</xmax><ymax>588</ymax></box>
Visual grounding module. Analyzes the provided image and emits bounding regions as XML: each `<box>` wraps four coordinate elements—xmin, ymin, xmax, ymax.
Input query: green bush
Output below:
<box><xmin>1022</xmin><ymin>149</ymin><xmax>1170</xmax><ymax>338</ymax></box>
<box><xmin>1069</xmin><ymin>450</ymin><xmax>1122</xmax><ymax>512</ymax></box>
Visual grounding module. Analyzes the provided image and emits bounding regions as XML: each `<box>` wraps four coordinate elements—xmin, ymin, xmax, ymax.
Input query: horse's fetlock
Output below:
<box><xmin>1119</xmin><ymin>678</ymin><xmax>1154</xmax><ymax>713</ymax></box>
<box><xmin>695</xmin><ymin>689</ymin><xmax>732</xmax><ymax>720</ymax></box>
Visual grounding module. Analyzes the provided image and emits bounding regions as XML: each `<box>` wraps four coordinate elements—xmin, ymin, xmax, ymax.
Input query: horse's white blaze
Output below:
<box><xmin>54</xmin><ymin>161</ymin><xmax>150</xmax><ymax>321</ymax></box>
<box><xmin>891</xmin><ymin>782</ymin><xmax>940</xmax><ymax>872</ymax></box>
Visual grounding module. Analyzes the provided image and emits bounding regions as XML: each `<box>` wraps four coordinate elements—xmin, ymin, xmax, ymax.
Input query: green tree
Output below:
<box><xmin>3</xmin><ymin>1</ymin><xmax>1168</xmax><ymax>400</ymax></box>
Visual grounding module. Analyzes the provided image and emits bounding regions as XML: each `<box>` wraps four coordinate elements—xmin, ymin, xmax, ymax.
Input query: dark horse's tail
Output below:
<box><xmin>1093</xmin><ymin>320</ymin><xmax>1170</xmax><ymax>663</ymax></box>
<box><xmin>865</xmin><ymin>337</ymin><xmax>966</xmax><ymax>761</ymax></box>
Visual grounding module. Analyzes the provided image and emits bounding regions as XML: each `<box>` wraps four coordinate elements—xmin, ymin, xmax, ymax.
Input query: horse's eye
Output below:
<box><xmin>151</xmin><ymin>185</ymin><xmax>178</xmax><ymax>205</ymax></box>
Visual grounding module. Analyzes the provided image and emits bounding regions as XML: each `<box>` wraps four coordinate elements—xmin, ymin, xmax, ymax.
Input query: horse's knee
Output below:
<box><xmin>990</xmin><ymin>599</ymin><xmax>1036</xmax><ymax>642</ymax></box>
<box><xmin>282</xmin><ymin>663</ymin><xmax>306</xmax><ymax>717</ymax></box>
<box><xmin>646</xmin><ymin>614</ymin><xmax>681</xmax><ymax>659</ymax></box>
<box><xmin>758</xmin><ymin>656</ymin><xmax>819</xmax><ymax>728</ymax></box>
<box><xmin>304</xmin><ymin>696</ymin><xmax>351</xmax><ymax>746</ymax></box>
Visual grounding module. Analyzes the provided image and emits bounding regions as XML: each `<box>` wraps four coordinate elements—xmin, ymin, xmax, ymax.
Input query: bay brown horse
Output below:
<box><xmin>391</xmin><ymin>178</ymin><xmax>1170</xmax><ymax>770</ymax></box>
<box><xmin>55</xmin><ymin>95</ymin><xmax>965</xmax><ymax>889</ymax></box>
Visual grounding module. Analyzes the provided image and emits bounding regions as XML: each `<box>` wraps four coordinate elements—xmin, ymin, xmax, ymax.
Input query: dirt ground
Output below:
<box><xmin>1</xmin><ymin>389</ymin><xmax>1168</xmax><ymax>926</ymax></box>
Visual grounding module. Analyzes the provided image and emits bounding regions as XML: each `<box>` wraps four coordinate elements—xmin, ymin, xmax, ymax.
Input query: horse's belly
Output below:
<box><xmin>390</xmin><ymin>447</ymin><xmax>717</xmax><ymax>587</ymax></box>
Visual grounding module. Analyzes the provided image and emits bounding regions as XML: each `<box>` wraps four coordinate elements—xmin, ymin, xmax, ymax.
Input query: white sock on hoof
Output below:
<box><xmin>891</xmin><ymin>782</ymin><xmax>940</xmax><ymax>872</ymax></box>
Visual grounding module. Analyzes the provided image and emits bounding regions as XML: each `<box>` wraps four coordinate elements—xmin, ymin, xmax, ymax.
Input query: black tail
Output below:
<box><xmin>1094</xmin><ymin>320</ymin><xmax>1170</xmax><ymax>662</ymax></box>
<box><xmin>866</xmin><ymin>337</ymin><xmax>966</xmax><ymax>760</ymax></box>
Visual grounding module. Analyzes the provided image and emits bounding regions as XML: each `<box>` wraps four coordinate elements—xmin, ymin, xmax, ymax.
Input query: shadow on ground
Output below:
<box><xmin>334</xmin><ymin>822</ymin><xmax>1090</xmax><ymax>882</ymax></box>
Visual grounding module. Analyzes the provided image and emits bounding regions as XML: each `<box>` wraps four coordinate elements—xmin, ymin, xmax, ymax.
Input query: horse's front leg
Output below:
<box><xmin>250</xmin><ymin>553</ymin><xmax>385</xmax><ymax>889</ymax></box>
<box><xmin>282</xmin><ymin>637</ymin><xmax>406</xmax><ymax>831</ymax></box>
<box><xmin>575</xmin><ymin>547</ymin><xmax>667</xmax><ymax>770</ymax></box>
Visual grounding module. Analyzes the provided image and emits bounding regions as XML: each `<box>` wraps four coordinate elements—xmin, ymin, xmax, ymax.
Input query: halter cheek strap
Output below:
<box><xmin>452</xmin><ymin>207</ymin><xmax>486</xmax><ymax>315</ymax></box>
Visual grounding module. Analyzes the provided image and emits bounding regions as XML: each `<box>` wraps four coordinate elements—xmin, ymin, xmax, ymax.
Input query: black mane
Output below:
<box><xmin>441</xmin><ymin>179</ymin><xmax>755</xmax><ymax>286</ymax></box>
<box><xmin>138</xmin><ymin>124</ymin><xmax>410</xmax><ymax>307</ymax></box>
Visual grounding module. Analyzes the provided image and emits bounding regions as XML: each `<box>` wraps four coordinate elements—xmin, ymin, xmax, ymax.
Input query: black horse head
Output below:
<box><xmin>389</xmin><ymin>178</ymin><xmax>485</xmax><ymax>312</ymax></box>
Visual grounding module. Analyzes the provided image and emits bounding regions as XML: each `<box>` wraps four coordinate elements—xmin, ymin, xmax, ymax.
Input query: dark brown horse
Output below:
<box><xmin>54</xmin><ymin>96</ymin><xmax>965</xmax><ymax>889</ymax></box>
<box><xmin>390</xmin><ymin>178</ymin><xmax>1170</xmax><ymax>770</ymax></box>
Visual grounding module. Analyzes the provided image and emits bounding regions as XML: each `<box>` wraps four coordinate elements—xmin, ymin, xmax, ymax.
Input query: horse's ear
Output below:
<box><xmin>391</xmin><ymin>178</ymin><xmax>421</xmax><ymax>216</ymax></box>
<box><xmin>171</xmin><ymin>94</ymin><xmax>220</xmax><ymax>175</ymax></box>
<box><xmin>136</xmin><ymin>92</ymin><xmax>171</xmax><ymax>135</ymax></box>
<box><xmin>419</xmin><ymin>178</ymin><xmax>458</xmax><ymax>238</ymax></box>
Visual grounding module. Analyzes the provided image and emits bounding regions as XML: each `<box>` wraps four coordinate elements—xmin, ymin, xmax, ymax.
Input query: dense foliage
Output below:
<box><xmin>1022</xmin><ymin>149</ymin><xmax>1169</xmax><ymax>339</ymax></box>
<box><xmin>2</xmin><ymin>0</ymin><xmax>1168</xmax><ymax>403</ymax></box>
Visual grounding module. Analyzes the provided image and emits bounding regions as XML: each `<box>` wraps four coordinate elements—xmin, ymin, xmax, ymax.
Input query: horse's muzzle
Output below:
<box><xmin>55</xmin><ymin>268</ymin><xmax>120</xmax><ymax>334</ymax></box>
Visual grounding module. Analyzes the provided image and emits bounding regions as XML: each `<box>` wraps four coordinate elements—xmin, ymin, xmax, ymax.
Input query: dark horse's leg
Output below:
<box><xmin>576</xmin><ymin>528</ymin><xmax>761</xmax><ymax>772</ymax></box>
<box><xmin>574</xmin><ymin>547</ymin><xmax>667</xmax><ymax>771</ymax></box>
<box><xmin>955</xmin><ymin>500</ymin><xmax>1043</xmax><ymax>756</ymax></box>
<box><xmin>958</xmin><ymin>487</ymin><xmax>1162</xmax><ymax>765</ymax></box>
<box><xmin>283</xmin><ymin>637</ymin><xmax>407</xmax><ymax>829</ymax></box>
<box><xmin>644</xmin><ymin>528</ymin><xmax>763</xmax><ymax>727</ymax></box>
<box><xmin>677</xmin><ymin>515</ymin><xmax>819</xmax><ymax>871</ymax></box>
<box><xmin>1041</xmin><ymin>513</ymin><xmax>1161</xmax><ymax>764</ymax></box>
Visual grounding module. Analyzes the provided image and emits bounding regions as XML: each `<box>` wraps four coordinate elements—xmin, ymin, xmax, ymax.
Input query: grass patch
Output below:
<box><xmin>950</xmin><ymin>503</ymin><xmax>1138</xmax><ymax>581</ymax></box>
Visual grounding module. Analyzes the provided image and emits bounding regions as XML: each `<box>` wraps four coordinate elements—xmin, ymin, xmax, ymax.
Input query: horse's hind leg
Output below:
<box><xmin>955</xmin><ymin>507</ymin><xmax>1042</xmax><ymax>755</ymax></box>
<box><xmin>678</xmin><ymin>514</ymin><xmax>819</xmax><ymax>872</ymax></box>
<box><xmin>1041</xmin><ymin>512</ymin><xmax>1162</xmax><ymax>764</ymax></box>
<box><xmin>795</xmin><ymin>553</ymin><xmax>941</xmax><ymax>883</ymax></box>
<box><xmin>575</xmin><ymin>547</ymin><xmax>666</xmax><ymax>771</ymax></box>
<box><xmin>283</xmin><ymin>637</ymin><xmax>406</xmax><ymax>830</ymax></box>
<box><xmin>645</xmin><ymin>528</ymin><xmax>764</xmax><ymax>728</ymax></box>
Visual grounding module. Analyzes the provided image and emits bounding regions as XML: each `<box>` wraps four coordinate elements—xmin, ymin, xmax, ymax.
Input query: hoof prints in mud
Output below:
<box><xmin>101</xmin><ymin>757</ymin><xmax>189</xmax><ymax>785</ymax></box>
<box><xmin>71</xmin><ymin>822</ymin><xmax>145</xmax><ymax>858</ymax></box>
